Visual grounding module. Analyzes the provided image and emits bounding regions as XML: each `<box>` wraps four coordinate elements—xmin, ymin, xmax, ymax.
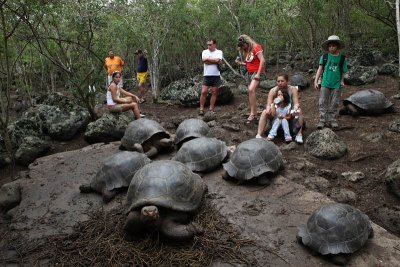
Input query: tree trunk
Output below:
<box><xmin>396</xmin><ymin>0</ymin><xmax>400</xmax><ymax>82</ymax></box>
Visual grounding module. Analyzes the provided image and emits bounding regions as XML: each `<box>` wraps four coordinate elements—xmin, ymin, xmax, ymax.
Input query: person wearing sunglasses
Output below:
<box><xmin>199</xmin><ymin>38</ymin><xmax>223</xmax><ymax>116</ymax></box>
<box><xmin>235</xmin><ymin>34</ymin><xmax>266</xmax><ymax>124</ymax></box>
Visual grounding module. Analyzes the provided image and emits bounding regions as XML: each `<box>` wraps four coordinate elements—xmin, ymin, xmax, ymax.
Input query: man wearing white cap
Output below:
<box><xmin>314</xmin><ymin>35</ymin><xmax>348</xmax><ymax>129</ymax></box>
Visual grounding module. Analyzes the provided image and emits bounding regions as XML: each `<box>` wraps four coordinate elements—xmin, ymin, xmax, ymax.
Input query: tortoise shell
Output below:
<box><xmin>343</xmin><ymin>89</ymin><xmax>393</xmax><ymax>114</ymax></box>
<box><xmin>174</xmin><ymin>118</ymin><xmax>211</xmax><ymax>146</ymax></box>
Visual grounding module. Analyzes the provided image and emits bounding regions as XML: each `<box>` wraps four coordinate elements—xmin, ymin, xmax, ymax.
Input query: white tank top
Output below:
<box><xmin>106</xmin><ymin>85</ymin><xmax>120</xmax><ymax>105</ymax></box>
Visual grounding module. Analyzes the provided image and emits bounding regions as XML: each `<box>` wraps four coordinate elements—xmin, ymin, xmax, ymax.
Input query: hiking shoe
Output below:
<box><xmin>285</xmin><ymin>136</ymin><xmax>292</xmax><ymax>143</ymax></box>
<box><xmin>295</xmin><ymin>135</ymin><xmax>303</xmax><ymax>144</ymax></box>
<box><xmin>198</xmin><ymin>110</ymin><xmax>204</xmax><ymax>116</ymax></box>
<box><xmin>330</xmin><ymin>121</ymin><xmax>339</xmax><ymax>128</ymax></box>
<box><xmin>138</xmin><ymin>98</ymin><xmax>146</xmax><ymax>104</ymax></box>
<box><xmin>255</xmin><ymin>134</ymin><xmax>262</xmax><ymax>139</ymax></box>
<box><xmin>316</xmin><ymin>121</ymin><xmax>324</xmax><ymax>129</ymax></box>
<box><xmin>267</xmin><ymin>135</ymin><xmax>274</xmax><ymax>141</ymax></box>
<box><xmin>140</xmin><ymin>113</ymin><xmax>146</xmax><ymax>118</ymax></box>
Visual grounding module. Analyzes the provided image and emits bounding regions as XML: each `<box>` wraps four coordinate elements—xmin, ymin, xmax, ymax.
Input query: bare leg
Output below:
<box><xmin>248</xmin><ymin>79</ymin><xmax>259</xmax><ymax>116</ymax></box>
<box><xmin>209</xmin><ymin>86</ymin><xmax>218</xmax><ymax>111</ymax></box>
<box><xmin>199</xmin><ymin>85</ymin><xmax>208</xmax><ymax>111</ymax></box>
<box><xmin>138</xmin><ymin>82</ymin><xmax>146</xmax><ymax>100</ymax></box>
<box><xmin>257</xmin><ymin>109</ymin><xmax>269</xmax><ymax>136</ymax></box>
<box><xmin>120</xmin><ymin>103</ymin><xmax>141</xmax><ymax>119</ymax></box>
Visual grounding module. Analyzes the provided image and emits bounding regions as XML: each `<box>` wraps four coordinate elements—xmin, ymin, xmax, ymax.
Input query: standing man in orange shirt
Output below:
<box><xmin>104</xmin><ymin>49</ymin><xmax>124</xmax><ymax>89</ymax></box>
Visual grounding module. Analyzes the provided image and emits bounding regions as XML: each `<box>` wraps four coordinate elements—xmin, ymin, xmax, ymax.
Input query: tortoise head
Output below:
<box><xmin>141</xmin><ymin>205</ymin><xmax>159</xmax><ymax>222</ymax></box>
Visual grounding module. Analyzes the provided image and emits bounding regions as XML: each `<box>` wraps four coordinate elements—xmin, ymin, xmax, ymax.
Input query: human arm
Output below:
<box><xmin>120</xmin><ymin>88</ymin><xmax>139</xmax><ymax>102</ymax></box>
<box><xmin>314</xmin><ymin>65</ymin><xmax>323</xmax><ymax>90</ymax></box>
<box><xmin>264</xmin><ymin>88</ymin><xmax>275</xmax><ymax>115</ymax></box>
<box><xmin>291</xmin><ymin>86</ymin><xmax>300</xmax><ymax>110</ymax></box>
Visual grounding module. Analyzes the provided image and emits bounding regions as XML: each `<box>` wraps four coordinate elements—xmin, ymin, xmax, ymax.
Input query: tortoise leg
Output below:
<box><xmin>221</xmin><ymin>170</ymin><xmax>232</xmax><ymax>181</ymax></box>
<box><xmin>102</xmin><ymin>189</ymin><xmax>117</xmax><ymax>203</ymax></box>
<box><xmin>124</xmin><ymin>210</ymin><xmax>146</xmax><ymax>240</ymax></box>
<box><xmin>257</xmin><ymin>174</ymin><xmax>272</xmax><ymax>185</ymax></box>
<box><xmin>347</xmin><ymin>104</ymin><xmax>359</xmax><ymax>116</ymax></box>
<box><xmin>79</xmin><ymin>184</ymin><xmax>94</xmax><ymax>194</ymax></box>
<box><xmin>158</xmin><ymin>138</ymin><xmax>173</xmax><ymax>148</ymax></box>
<box><xmin>329</xmin><ymin>254</ymin><xmax>349</xmax><ymax>266</ymax></box>
<box><xmin>161</xmin><ymin>216</ymin><xmax>203</xmax><ymax>240</ymax></box>
<box><xmin>133</xmin><ymin>143</ymin><xmax>144</xmax><ymax>153</ymax></box>
<box><xmin>339</xmin><ymin>107</ymin><xmax>348</xmax><ymax>115</ymax></box>
<box><xmin>145</xmin><ymin>146</ymin><xmax>159</xmax><ymax>158</ymax></box>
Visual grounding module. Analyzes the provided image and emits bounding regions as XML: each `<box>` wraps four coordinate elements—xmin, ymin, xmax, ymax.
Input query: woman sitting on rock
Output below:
<box><xmin>106</xmin><ymin>71</ymin><xmax>143</xmax><ymax>119</ymax></box>
<box><xmin>256</xmin><ymin>74</ymin><xmax>304</xmax><ymax>144</ymax></box>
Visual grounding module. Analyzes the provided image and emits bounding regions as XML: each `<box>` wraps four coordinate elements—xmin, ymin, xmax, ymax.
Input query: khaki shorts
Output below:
<box><xmin>246</xmin><ymin>72</ymin><xmax>267</xmax><ymax>84</ymax></box>
<box><xmin>137</xmin><ymin>72</ymin><xmax>148</xmax><ymax>83</ymax></box>
<box><xmin>107</xmin><ymin>104</ymin><xmax>124</xmax><ymax>112</ymax></box>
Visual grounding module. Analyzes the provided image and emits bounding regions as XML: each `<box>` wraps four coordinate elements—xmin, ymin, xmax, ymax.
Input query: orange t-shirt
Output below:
<box><xmin>104</xmin><ymin>56</ymin><xmax>124</xmax><ymax>75</ymax></box>
<box><xmin>244</xmin><ymin>43</ymin><xmax>265</xmax><ymax>73</ymax></box>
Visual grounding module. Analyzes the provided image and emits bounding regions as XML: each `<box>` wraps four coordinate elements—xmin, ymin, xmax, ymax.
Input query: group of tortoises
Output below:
<box><xmin>78</xmin><ymin>116</ymin><xmax>375</xmax><ymax>262</ymax></box>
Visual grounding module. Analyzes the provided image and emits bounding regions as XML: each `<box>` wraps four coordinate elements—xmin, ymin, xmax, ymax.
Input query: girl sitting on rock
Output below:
<box><xmin>267</xmin><ymin>90</ymin><xmax>292</xmax><ymax>142</ymax></box>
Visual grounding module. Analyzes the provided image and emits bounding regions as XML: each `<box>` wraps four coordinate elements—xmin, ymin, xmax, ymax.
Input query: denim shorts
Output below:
<box><xmin>203</xmin><ymin>76</ymin><xmax>221</xmax><ymax>87</ymax></box>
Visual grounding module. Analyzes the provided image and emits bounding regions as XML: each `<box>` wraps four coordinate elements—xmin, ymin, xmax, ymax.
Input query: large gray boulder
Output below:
<box><xmin>179</xmin><ymin>82</ymin><xmax>234</xmax><ymax>107</ymax></box>
<box><xmin>259</xmin><ymin>79</ymin><xmax>276</xmax><ymax>90</ymax></box>
<box><xmin>84</xmin><ymin>111</ymin><xmax>135</xmax><ymax>144</ymax></box>
<box><xmin>289</xmin><ymin>73</ymin><xmax>310</xmax><ymax>90</ymax></box>
<box><xmin>389</xmin><ymin>119</ymin><xmax>400</xmax><ymax>133</ymax></box>
<box><xmin>305</xmin><ymin>128</ymin><xmax>347</xmax><ymax>159</ymax></box>
<box><xmin>344</xmin><ymin>66</ymin><xmax>378</xmax><ymax>86</ymax></box>
<box><xmin>34</xmin><ymin>104</ymin><xmax>90</xmax><ymax>140</ymax></box>
<box><xmin>7</xmin><ymin>118</ymin><xmax>43</xmax><ymax>148</ymax></box>
<box><xmin>14</xmin><ymin>136</ymin><xmax>51</xmax><ymax>166</ymax></box>
<box><xmin>385</xmin><ymin>159</ymin><xmax>400</xmax><ymax>199</ymax></box>
<box><xmin>160</xmin><ymin>78</ymin><xmax>197</xmax><ymax>101</ymax></box>
<box><xmin>378</xmin><ymin>63</ymin><xmax>398</xmax><ymax>76</ymax></box>
<box><xmin>0</xmin><ymin>137</ymin><xmax>11</xmax><ymax>168</ymax></box>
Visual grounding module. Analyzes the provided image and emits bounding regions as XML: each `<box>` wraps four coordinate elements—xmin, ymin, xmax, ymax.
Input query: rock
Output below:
<box><xmin>304</xmin><ymin>176</ymin><xmax>330</xmax><ymax>191</ymax></box>
<box><xmin>203</xmin><ymin>111</ymin><xmax>217</xmax><ymax>122</ymax></box>
<box><xmin>281</xmin><ymin>142</ymin><xmax>297</xmax><ymax>151</ymax></box>
<box><xmin>209</xmin><ymin>126</ymin><xmax>231</xmax><ymax>144</ymax></box>
<box><xmin>7</xmin><ymin>118</ymin><xmax>43</xmax><ymax>148</ymax></box>
<box><xmin>14</xmin><ymin>136</ymin><xmax>51</xmax><ymax>166</ymax></box>
<box><xmin>371</xmin><ymin>206</ymin><xmax>400</xmax><ymax>235</ymax></box>
<box><xmin>160</xmin><ymin>78</ymin><xmax>197</xmax><ymax>101</ymax></box>
<box><xmin>84</xmin><ymin>111</ymin><xmax>135</xmax><ymax>144</ymax></box>
<box><xmin>259</xmin><ymin>79</ymin><xmax>276</xmax><ymax>90</ymax></box>
<box><xmin>344</xmin><ymin>66</ymin><xmax>378</xmax><ymax>86</ymax></box>
<box><xmin>305</xmin><ymin>129</ymin><xmax>347</xmax><ymax>159</ymax></box>
<box><xmin>389</xmin><ymin>120</ymin><xmax>400</xmax><ymax>133</ymax></box>
<box><xmin>363</xmin><ymin>132</ymin><xmax>384</xmax><ymax>143</ymax></box>
<box><xmin>378</xmin><ymin>63</ymin><xmax>398</xmax><ymax>76</ymax></box>
<box><xmin>289</xmin><ymin>73</ymin><xmax>310</xmax><ymax>90</ymax></box>
<box><xmin>207</xmin><ymin>120</ymin><xmax>217</xmax><ymax>128</ymax></box>
<box><xmin>330</xmin><ymin>188</ymin><xmax>357</xmax><ymax>203</ymax></box>
<box><xmin>342</xmin><ymin>171</ymin><xmax>365</xmax><ymax>182</ymax></box>
<box><xmin>222</xmin><ymin>123</ymin><xmax>240</xmax><ymax>132</ymax></box>
<box><xmin>0</xmin><ymin>180</ymin><xmax>21</xmax><ymax>212</ymax></box>
<box><xmin>385</xmin><ymin>159</ymin><xmax>400</xmax><ymax>199</ymax></box>
<box><xmin>232</xmin><ymin>84</ymin><xmax>248</xmax><ymax>95</ymax></box>
<box><xmin>316</xmin><ymin>169</ymin><xmax>339</xmax><ymax>180</ymax></box>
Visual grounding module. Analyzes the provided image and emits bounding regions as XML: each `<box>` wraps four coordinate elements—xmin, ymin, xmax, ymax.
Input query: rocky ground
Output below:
<box><xmin>1</xmin><ymin>67</ymin><xmax>400</xmax><ymax>266</ymax></box>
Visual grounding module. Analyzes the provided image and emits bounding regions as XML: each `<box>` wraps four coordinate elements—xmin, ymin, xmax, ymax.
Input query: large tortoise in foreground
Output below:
<box><xmin>339</xmin><ymin>89</ymin><xmax>393</xmax><ymax>116</ymax></box>
<box><xmin>222</xmin><ymin>138</ymin><xmax>283</xmax><ymax>185</ymax></box>
<box><xmin>173</xmin><ymin>137</ymin><xmax>228</xmax><ymax>172</ymax></box>
<box><xmin>124</xmin><ymin>160</ymin><xmax>207</xmax><ymax>240</ymax></box>
<box><xmin>79</xmin><ymin>151</ymin><xmax>150</xmax><ymax>202</ymax></box>
<box><xmin>120</xmin><ymin>118</ymin><xmax>173</xmax><ymax>158</ymax></box>
<box><xmin>297</xmin><ymin>203</ymin><xmax>373</xmax><ymax>265</ymax></box>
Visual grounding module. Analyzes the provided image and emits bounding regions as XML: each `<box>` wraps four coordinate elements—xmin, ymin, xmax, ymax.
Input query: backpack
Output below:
<box><xmin>322</xmin><ymin>53</ymin><xmax>346</xmax><ymax>74</ymax></box>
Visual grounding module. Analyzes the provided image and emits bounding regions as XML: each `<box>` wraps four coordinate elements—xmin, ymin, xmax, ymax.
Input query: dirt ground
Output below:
<box><xmin>1</xmin><ymin>68</ymin><xmax>400</xmax><ymax>266</ymax></box>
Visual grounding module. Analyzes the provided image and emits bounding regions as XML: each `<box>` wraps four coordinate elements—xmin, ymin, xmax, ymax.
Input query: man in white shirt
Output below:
<box><xmin>199</xmin><ymin>38</ymin><xmax>223</xmax><ymax>115</ymax></box>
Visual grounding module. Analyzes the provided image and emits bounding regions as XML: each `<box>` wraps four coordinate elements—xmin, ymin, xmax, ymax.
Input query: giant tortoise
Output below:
<box><xmin>172</xmin><ymin>137</ymin><xmax>228</xmax><ymax>172</ymax></box>
<box><xmin>174</xmin><ymin>118</ymin><xmax>211</xmax><ymax>147</ymax></box>
<box><xmin>222</xmin><ymin>138</ymin><xmax>283</xmax><ymax>185</ymax></box>
<box><xmin>79</xmin><ymin>151</ymin><xmax>151</xmax><ymax>202</ymax></box>
<box><xmin>339</xmin><ymin>89</ymin><xmax>393</xmax><ymax>116</ymax></box>
<box><xmin>120</xmin><ymin>118</ymin><xmax>173</xmax><ymax>158</ymax></box>
<box><xmin>124</xmin><ymin>160</ymin><xmax>207</xmax><ymax>240</ymax></box>
<box><xmin>297</xmin><ymin>203</ymin><xmax>373</xmax><ymax>265</ymax></box>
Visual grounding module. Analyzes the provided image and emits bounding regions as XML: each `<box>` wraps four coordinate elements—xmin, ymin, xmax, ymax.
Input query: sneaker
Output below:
<box><xmin>255</xmin><ymin>134</ymin><xmax>262</xmax><ymax>139</ymax></box>
<box><xmin>140</xmin><ymin>113</ymin><xmax>146</xmax><ymax>118</ymax></box>
<box><xmin>267</xmin><ymin>135</ymin><xmax>274</xmax><ymax>141</ymax></box>
<box><xmin>285</xmin><ymin>136</ymin><xmax>292</xmax><ymax>143</ymax></box>
<box><xmin>317</xmin><ymin>121</ymin><xmax>324</xmax><ymax>129</ymax></box>
<box><xmin>330</xmin><ymin>121</ymin><xmax>339</xmax><ymax>128</ymax></box>
<box><xmin>295</xmin><ymin>135</ymin><xmax>303</xmax><ymax>144</ymax></box>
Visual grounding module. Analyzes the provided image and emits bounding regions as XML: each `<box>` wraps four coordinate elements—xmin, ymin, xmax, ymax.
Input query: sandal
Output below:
<box><xmin>199</xmin><ymin>110</ymin><xmax>204</xmax><ymax>116</ymax></box>
<box><xmin>246</xmin><ymin>114</ymin><xmax>256</xmax><ymax>124</ymax></box>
